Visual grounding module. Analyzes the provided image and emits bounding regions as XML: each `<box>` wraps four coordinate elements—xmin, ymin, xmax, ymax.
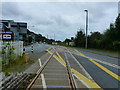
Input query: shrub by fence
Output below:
<box><xmin>0</xmin><ymin>41</ymin><xmax>23</xmax><ymax>66</ymax></box>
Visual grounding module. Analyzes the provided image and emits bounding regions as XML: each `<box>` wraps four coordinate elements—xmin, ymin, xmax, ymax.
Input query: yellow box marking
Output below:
<box><xmin>55</xmin><ymin>52</ymin><xmax>66</xmax><ymax>66</ymax></box>
<box><xmin>74</xmin><ymin>49</ymin><xmax>85</xmax><ymax>56</ymax></box>
<box><xmin>46</xmin><ymin>50</ymin><xmax>66</xmax><ymax>66</ymax></box>
<box><xmin>46</xmin><ymin>49</ymin><xmax>52</xmax><ymax>54</ymax></box>
<box><xmin>75</xmin><ymin>49</ymin><xmax>120</xmax><ymax>81</ymax></box>
<box><xmin>47</xmin><ymin>49</ymin><xmax>101</xmax><ymax>88</ymax></box>
<box><xmin>71</xmin><ymin>68</ymin><xmax>102</xmax><ymax>88</ymax></box>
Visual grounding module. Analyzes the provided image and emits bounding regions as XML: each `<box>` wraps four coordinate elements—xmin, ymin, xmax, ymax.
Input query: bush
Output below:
<box><xmin>5</xmin><ymin>72</ymin><xmax>11</xmax><ymax>76</ymax></box>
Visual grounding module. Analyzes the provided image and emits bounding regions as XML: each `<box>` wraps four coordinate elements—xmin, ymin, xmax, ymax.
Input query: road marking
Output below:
<box><xmin>74</xmin><ymin>49</ymin><xmax>120</xmax><ymax>81</ymax></box>
<box><xmin>46</xmin><ymin>49</ymin><xmax>102</xmax><ymax>88</ymax></box>
<box><xmin>47</xmin><ymin>49</ymin><xmax>66</xmax><ymax>66</ymax></box>
<box><xmin>73</xmin><ymin>52</ymin><xmax>120</xmax><ymax>69</ymax></box>
<box><xmin>68</xmin><ymin>50</ymin><xmax>94</xmax><ymax>81</ymax></box>
<box><xmin>73</xmin><ymin>74</ymin><xmax>90</xmax><ymax>88</ymax></box>
<box><xmin>38</xmin><ymin>59</ymin><xmax>42</xmax><ymax>67</ymax></box>
<box><xmin>74</xmin><ymin>49</ymin><xmax>85</xmax><ymax>56</ymax></box>
<box><xmin>38</xmin><ymin>58</ymin><xmax>47</xmax><ymax>89</ymax></box>
<box><xmin>46</xmin><ymin>47</ymin><xmax>53</xmax><ymax>52</ymax></box>
<box><xmin>41</xmin><ymin>74</ymin><xmax>47</xmax><ymax>89</ymax></box>
<box><xmin>71</xmin><ymin>69</ymin><xmax>102</xmax><ymax>88</ymax></box>
<box><xmin>53</xmin><ymin>55</ymin><xmax>66</xmax><ymax>67</ymax></box>
<box><xmin>89</xmin><ymin>58</ymin><xmax>120</xmax><ymax>81</ymax></box>
<box><xmin>47</xmin><ymin>49</ymin><xmax>101</xmax><ymax>88</ymax></box>
<box><xmin>56</xmin><ymin>52</ymin><xmax>66</xmax><ymax>66</ymax></box>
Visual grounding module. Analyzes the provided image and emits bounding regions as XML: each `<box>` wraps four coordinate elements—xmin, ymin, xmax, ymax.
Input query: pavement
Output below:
<box><xmin>23</xmin><ymin>44</ymin><xmax>119</xmax><ymax>89</ymax></box>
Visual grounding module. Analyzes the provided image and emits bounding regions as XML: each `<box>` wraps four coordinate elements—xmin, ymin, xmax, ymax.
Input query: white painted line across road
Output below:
<box><xmin>38</xmin><ymin>58</ymin><xmax>47</xmax><ymax>89</ymax></box>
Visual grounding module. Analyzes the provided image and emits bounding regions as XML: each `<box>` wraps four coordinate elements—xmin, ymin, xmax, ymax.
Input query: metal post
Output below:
<box><xmin>23</xmin><ymin>47</ymin><xmax>25</xmax><ymax>55</ymax></box>
<box><xmin>54</xmin><ymin>34</ymin><xmax>55</xmax><ymax>41</ymax></box>
<box><xmin>31</xmin><ymin>45</ymin><xmax>33</xmax><ymax>53</ymax></box>
<box><xmin>84</xmin><ymin>10</ymin><xmax>88</xmax><ymax>49</ymax></box>
<box><xmin>17</xmin><ymin>23</ymin><xmax>20</xmax><ymax>41</ymax></box>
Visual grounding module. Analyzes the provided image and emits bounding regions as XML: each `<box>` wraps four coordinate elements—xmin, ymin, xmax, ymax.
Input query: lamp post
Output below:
<box><xmin>84</xmin><ymin>10</ymin><xmax>88</xmax><ymax>49</ymax></box>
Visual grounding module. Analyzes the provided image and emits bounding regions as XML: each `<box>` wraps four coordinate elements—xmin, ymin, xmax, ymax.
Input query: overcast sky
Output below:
<box><xmin>1</xmin><ymin>2</ymin><xmax>118</xmax><ymax>41</ymax></box>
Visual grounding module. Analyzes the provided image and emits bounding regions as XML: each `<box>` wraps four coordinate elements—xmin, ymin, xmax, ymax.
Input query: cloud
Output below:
<box><xmin>1</xmin><ymin>2</ymin><xmax>118</xmax><ymax>41</ymax></box>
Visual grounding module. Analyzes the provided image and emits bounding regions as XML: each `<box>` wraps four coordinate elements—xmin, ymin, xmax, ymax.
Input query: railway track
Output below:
<box><xmin>26</xmin><ymin>48</ymin><xmax>77</xmax><ymax>89</ymax></box>
<box><xmin>1</xmin><ymin>47</ymin><xmax>92</xmax><ymax>89</ymax></box>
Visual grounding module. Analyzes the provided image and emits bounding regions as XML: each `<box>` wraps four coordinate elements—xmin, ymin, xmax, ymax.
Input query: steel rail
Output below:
<box><xmin>26</xmin><ymin>51</ymin><xmax>55</xmax><ymax>90</ymax></box>
<box><xmin>64</xmin><ymin>50</ymin><xmax>77</xmax><ymax>90</ymax></box>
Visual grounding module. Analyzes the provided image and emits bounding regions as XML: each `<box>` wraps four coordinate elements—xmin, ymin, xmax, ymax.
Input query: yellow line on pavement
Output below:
<box><xmin>71</xmin><ymin>68</ymin><xmax>102</xmax><ymax>88</ymax></box>
<box><xmin>54</xmin><ymin>52</ymin><xmax>66</xmax><ymax>66</ymax></box>
<box><xmin>74</xmin><ymin>49</ymin><xmax>85</xmax><ymax>56</ymax></box>
<box><xmin>89</xmin><ymin>58</ymin><xmax>120</xmax><ymax>81</ymax></box>
<box><xmin>46</xmin><ymin>49</ymin><xmax>52</xmax><ymax>54</ymax></box>
<box><xmin>46</xmin><ymin>50</ymin><xmax>66</xmax><ymax>66</ymax></box>
<box><xmin>75</xmin><ymin>49</ymin><xmax>120</xmax><ymax>81</ymax></box>
<box><xmin>47</xmin><ymin>49</ymin><xmax>101</xmax><ymax>88</ymax></box>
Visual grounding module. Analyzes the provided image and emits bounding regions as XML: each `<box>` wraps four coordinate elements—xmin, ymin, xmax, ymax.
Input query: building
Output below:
<box><xmin>0</xmin><ymin>20</ymin><xmax>27</xmax><ymax>41</ymax></box>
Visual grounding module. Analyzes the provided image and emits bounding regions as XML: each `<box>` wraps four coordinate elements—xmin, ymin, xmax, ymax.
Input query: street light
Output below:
<box><xmin>84</xmin><ymin>9</ymin><xmax>88</xmax><ymax>49</ymax></box>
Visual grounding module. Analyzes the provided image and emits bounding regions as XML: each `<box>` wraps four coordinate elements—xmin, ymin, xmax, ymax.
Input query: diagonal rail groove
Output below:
<box><xmin>26</xmin><ymin>50</ymin><xmax>56</xmax><ymax>90</ymax></box>
<box><xmin>64</xmin><ymin>50</ymin><xmax>77</xmax><ymax>90</ymax></box>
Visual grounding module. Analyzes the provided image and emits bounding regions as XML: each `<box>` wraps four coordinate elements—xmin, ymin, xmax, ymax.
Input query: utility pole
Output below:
<box><xmin>47</xmin><ymin>35</ymin><xmax>48</xmax><ymax>39</ymax></box>
<box><xmin>84</xmin><ymin>10</ymin><xmax>88</xmax><ymax>49</ymax></box>
<box><xmin>54</xmin><ymin>34</ymin><xmax>55</xmax><ymax>41</ymax></box>
<box><xmin>17</xmin><ymin>23</ymin><xmax>20</xmax><ymax>41</ymax></box>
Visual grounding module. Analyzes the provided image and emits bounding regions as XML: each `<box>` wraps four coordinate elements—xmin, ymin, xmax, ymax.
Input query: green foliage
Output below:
<box><xmin>74</xmin><ymin>30</ymin><xmax>85</xmax><ymax>47</ymax></box>
<box><xmin>5</xmin><ymin>72</ymin><xmax>11</xmax><ymax>76</ymax></box>
<box><xmin>2</xmin><ymin>49</ymin><xmax>6</xmax><ymax>54</ymax></box>
<box><xmin>72</xmin><ymin>14</ymin><xmax>120</xmax><ymax>51</ymax></box>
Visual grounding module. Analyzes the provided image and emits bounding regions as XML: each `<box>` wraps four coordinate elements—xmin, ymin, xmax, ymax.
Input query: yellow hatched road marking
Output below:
<box><xmin>74</xmin><ymin>49</ymin><xmax>85</xmax><ymax>56</ymax></box>
<box><xmin>46</xmin><ymin>46</ymin><xmax>53</xmax><ymax>51</ymax></box>
<box><xmin>47</xmin><ymin>49</ymin><xmax>101</xmax><ymax>88</ymax></box>
<box><xmin>74</xmin><ymin>49</ymin><xmax>120</xmax><ymax>81</ymax></box>
<box><xmin>56</xmin><ymin>52</ymin><xmax>66</xmax><ymax>66</ymax></box>
<box><xmin>71</xmin><ymin>69</ymin><xmax>102</xmax><ymax>88</ymax></box>
<box><xmin>46</xmin><ymin>49</ymin><xmax>66</xmax><ymax>66</ymax></box>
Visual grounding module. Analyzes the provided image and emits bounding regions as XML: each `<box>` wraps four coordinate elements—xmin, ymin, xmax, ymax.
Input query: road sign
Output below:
<box><xmin>3</xmin><ymin>34</ymin><xmax>11</xmax><ymax>39</ymax></box>
<box><xmin>0</xmin><ymin>31</ymin><xmax>13</xmax><ymax>40</ymax></box>
<box><xmin>0</xmin><ymin>23</ymin><xmax>4</xmax><ymax>29</ymax></box>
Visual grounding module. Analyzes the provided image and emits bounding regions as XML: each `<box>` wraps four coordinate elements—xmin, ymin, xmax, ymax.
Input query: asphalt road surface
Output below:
<box><xmin>24</xmin><ymin>44</ymin><xmax>120</xmax><ymax>89</ymax></box>
<box><xmin>68</xmin><ymin>47</ymin><xmax>119</xmax><ymax>89</ymax></box>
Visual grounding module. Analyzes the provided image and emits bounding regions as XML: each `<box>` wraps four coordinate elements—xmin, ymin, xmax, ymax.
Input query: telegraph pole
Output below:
<box><xmin>54</xmin><ymin>34</ymin><xmax>55</xmax><ymax>41</ymax></box>
<box><xmin>84</xmin><ymin>10</ymin><xmax>88</xmax><ymax>49</ymax></box>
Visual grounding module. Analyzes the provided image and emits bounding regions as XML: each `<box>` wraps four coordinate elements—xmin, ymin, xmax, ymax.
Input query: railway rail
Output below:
<box><xmin>26</xmin><ymin>48</ymin><xmax>77</xmax><ymax>89</ymax></box>
<box><xmin>1</xmin><ymin>47</ymin><xmax>92</xmax><ymax>89</ymax></box>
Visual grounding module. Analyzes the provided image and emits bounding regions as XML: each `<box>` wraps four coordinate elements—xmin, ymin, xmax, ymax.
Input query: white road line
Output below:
<box><xmin>73</xmin><ymin>52</ymin><xmax>120</xmax><ymax>69</ymax></box>
<box><xmin>73</xmin><ymin>74</ymin><xmax>91</xmax><ymax>88</ymax></box>
<box><xmin>38</xmin><ymin>59</ymin><xmax>42</xmax><ymax>67</ymax></box>
<box><xmin>38</xmin><ymin>58</ymin><xmax>47</xmax><ymax>89</ymax></box>
<box><xmin>41</xmin><ymin>74</ymin><xmax>47</xmax><ymax>89</ymax></box>
<box><xmin>68</xmin><ymin>51</ymin><xmax>94</xmax><ymax>81</ymax></box>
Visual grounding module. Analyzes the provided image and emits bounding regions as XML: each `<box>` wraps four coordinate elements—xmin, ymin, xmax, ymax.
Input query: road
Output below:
<box><xmin>3</xmin><ymin>44</ymin><xmax>119</xmax><ymax>89</ymax></box>
<box><xmin>67</xmin><ymin>47</ymin><xmax>120</xmax><ymax>89</ymax></box>
<box><xmin>25</xmin><ymin>43</ymin><xmax>51</xmax><ymax>53</ymax></box>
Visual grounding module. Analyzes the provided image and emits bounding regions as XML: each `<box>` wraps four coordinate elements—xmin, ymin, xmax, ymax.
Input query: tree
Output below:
<box><xmin>115</xmin><ymin>14</ymin><xmax>120</xmax><ymax>41</ymax></box>
<box><xmin>74</xmin><ymin>30</ymin><xmax>85</xmax><ymax>47</ymax></box>
<box><xmin>89</xmin><ymin>32</ymin><xmax>103</xmax><ymax>48</ymax></box>
<box><xmin>64</xmin><ymin>38</ymin><xmax>71</xmax><ymax>46</ymax></box>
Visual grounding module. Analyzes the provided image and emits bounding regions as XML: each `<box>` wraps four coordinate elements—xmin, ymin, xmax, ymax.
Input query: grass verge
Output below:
<box><xmin>2</xmin><ymin>54</ymin><xmax>36</xmax><ymax>73</ymax></box>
